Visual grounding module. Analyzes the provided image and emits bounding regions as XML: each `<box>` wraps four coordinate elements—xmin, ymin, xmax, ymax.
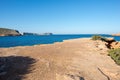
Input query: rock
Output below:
<box><xmin>110</xmin><ymin>42</ymin><xmax>120</xmax><ymax>49</ymax></box>
<box><xmin>106</xmin><ymin>38</ymin><xmax>115</xmax><ymax>42</ymax></box>
<box><xmin>101</xmin><ymin>37</ymin><xmax>115</xmax><ymax>43</ymax></box>
<box><xmin>94</xmin><ymin>40</ymin><xmax>109</xmax><ymax>54</ymax></box>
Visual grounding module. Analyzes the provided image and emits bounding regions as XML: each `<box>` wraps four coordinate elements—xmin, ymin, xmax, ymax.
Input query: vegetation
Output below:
<box><xmin>91</xmin><ymin>35</ymin><xmax>108</xmax><ymax>41</ymax></box>
<box><xmin>91</xmin><ymin>35</ymin><xmax>113</xmax><ymax>42</ymax></box>
<box><xmin>92</xmin><ymin>35</ymin><xmax>102</xmax><ymax>40</ymax></box>
<box><xmin>92</xmin><ymin>35</ymin><xmax>120</xmax><ymax>65</ymax></box>
<box><xmin>108</xmin><ymin>48</ymin><xmax>120</xmax><ymax>65</ymax></box>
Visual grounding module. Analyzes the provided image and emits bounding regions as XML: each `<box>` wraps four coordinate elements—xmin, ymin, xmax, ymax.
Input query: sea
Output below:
<box><xmin>0</xmin><ymin>34</ymin><xmax>120</xmax><ymax>48</ymax></box>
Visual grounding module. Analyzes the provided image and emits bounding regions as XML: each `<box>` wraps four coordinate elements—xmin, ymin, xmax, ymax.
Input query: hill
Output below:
<box><xmin>0</xmin><ymin>28</ymin><xmax>21</xmax><ymax>36</ymax></box>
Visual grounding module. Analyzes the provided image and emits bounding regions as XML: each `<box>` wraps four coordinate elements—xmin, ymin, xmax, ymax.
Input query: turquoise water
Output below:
<box><xmin>0</xmin><ymin>34</ymin><xmax>119</xmax><ymax>48</ymax></box>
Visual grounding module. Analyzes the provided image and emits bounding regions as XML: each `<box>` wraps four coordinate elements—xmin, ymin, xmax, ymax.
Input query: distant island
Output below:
<box><xmin>112</xmin><ymin>33</ymin><xmax>120</xmax><ymax>36</ymax></box>
<box><xmin>0</xmin><ymin>28</ymin><xmax>21</xmax><ymax>36</ymax></box>
<box><xmin>23</xmin><ymin>32</ymin><xmax>40</xmax><ymax>35</ymax></box>
<box><xmin>0</xmin><ymin>28</ymin><xmax>53</xmax><ymax>36</ymax></box>
<box><xmin>23</xmin><ymin>32</ymin><xmax>53</xmax><ymax>36</ymax></box>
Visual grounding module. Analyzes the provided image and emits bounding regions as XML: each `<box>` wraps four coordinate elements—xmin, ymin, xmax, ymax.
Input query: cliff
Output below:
<box><xmin>0</xmin><ymin>28</ymin><xmax>21</xmax><ymax>36</ymax></box>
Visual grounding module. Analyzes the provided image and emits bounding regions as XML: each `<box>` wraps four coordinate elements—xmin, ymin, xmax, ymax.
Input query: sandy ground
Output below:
<box><xmin>0</xmin><ymin>38</ymin><xmax>120</xmax><ymax>80</ymax></box>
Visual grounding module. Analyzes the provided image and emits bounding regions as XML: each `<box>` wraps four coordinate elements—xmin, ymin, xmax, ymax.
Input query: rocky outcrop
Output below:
<box><xmin>0</xmin><ymin>28</ymin><xmax>21</xmax><ymax>36</ymax></box>
<box><xmin>98</xmin><ymin>37</ymin><xmax>120</xmax><ymax>49</ymax></box>
<box><xmin>110</xmin><ymin>42</ymin><xmax>120</xmax><ymax>49</ymax></box>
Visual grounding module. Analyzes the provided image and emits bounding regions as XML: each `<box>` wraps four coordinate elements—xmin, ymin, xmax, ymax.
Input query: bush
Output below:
<box><xmin>108</xmin><ymin>48</ymin><xmax>120</xmax><ymax>65</ymax></box>
<box><xmin>92</xmin><ymin>35</ymin><xmax>102</xmax><ymax>40</ymax></box>
<box><xmin>91</xmin><ymin>35</ymin><xmax>109</xmax><ymax>42</ymax></box>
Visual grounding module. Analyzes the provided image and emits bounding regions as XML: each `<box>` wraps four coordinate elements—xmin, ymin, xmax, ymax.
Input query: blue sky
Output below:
<box><xmin>0</xmin><ymin>0</ymin><xmax>120</xmax><ymax>34</ymax></box>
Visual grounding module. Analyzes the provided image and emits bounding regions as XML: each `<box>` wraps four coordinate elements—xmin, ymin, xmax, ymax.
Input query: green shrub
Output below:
<box><xmin>92</xmin><ymin>35</ymin><xmax>102</xmax><ymax>40</ymax></box>
<box><xmin>108</xmin><ymin>48</ymin><xmax>120</xmax><ymax>65</ymax></box>
<box><xmin>91</xmin><ymin>35</ymin><xmax>109</xmax><ymax>42</ymax></box>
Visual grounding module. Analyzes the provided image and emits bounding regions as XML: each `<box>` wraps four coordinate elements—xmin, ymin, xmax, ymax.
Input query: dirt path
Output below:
<box><xmin>0</xmin><ymin>38</ymin><xmax>120</xmax><ymax>80</ymax></box>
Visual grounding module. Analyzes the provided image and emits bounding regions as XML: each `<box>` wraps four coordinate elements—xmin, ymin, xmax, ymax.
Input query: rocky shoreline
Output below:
<box><xmin>0</xmin><ymin>38</ymin><xmax>120</xmax><ymax>80</ymax></box>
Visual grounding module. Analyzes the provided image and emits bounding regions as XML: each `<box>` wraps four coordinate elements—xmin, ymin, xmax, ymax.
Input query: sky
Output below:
<box><xmin>0</xmin><ymin>0</ymin><xmax>120</xmax><ymax>34</ymax></box>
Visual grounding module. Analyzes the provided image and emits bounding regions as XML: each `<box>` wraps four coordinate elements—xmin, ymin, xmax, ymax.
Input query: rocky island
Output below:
<box><xmin>0</xmin><ymin>28</ymin><xmax>21</xmax><ymax>36</ymax></box>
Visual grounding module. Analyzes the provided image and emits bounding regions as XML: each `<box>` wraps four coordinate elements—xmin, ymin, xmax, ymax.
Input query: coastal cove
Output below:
<box><xmin>0</xmin><ymin>34</ymin><xmax>119</xmax><ymax>48</ymax></box>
